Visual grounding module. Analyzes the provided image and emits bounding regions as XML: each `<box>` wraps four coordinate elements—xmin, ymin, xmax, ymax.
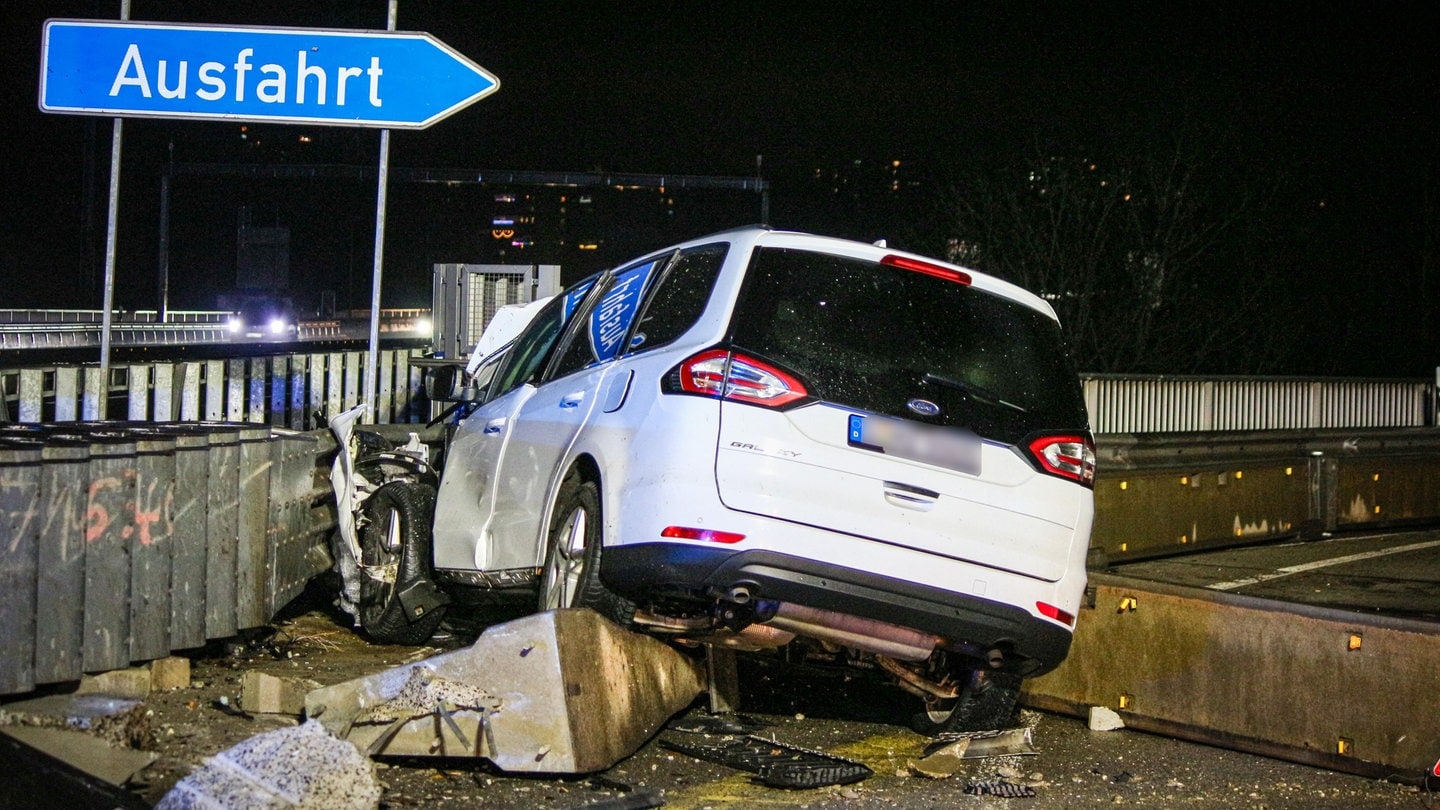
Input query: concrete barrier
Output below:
<box><xmin>1024</xmin><ymin>573</ymin><xmax>1440</xmax><ymax>778</ymax></box>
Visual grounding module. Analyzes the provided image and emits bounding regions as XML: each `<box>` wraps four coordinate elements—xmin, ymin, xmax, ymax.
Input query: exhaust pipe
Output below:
<box><xmin>763</xmin><ymin>602</ymin><xmax>941</xmax><ymax>662</ymax></box>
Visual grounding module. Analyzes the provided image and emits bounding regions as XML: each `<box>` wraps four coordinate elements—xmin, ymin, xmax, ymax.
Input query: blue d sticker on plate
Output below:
<box><xmin>848</xmin><ymin>414</ymin><xmax>981</xmax><ymax>475</ymax></box>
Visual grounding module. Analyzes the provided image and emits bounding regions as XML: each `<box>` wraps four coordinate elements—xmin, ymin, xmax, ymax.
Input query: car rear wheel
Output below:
<box><xmin>539</xmin><ymin>472</ymin><xmax>635</xmax><ymax>625</ymax></box>
<box><xmin>911</xmin><ymin>669</ymin><xmax>1023</xmax><ymax>736</ymax></box>
<box><xmin>357</xmin><ymin>481</ymin><xmax>447</xmax><ymax>645</ymax></box>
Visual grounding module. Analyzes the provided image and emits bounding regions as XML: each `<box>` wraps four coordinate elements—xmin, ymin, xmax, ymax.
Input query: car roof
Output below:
<box><xmin>654</xmin><ymin>226</ymin><xmax>1059</xmax><ymax>321</ymax></box>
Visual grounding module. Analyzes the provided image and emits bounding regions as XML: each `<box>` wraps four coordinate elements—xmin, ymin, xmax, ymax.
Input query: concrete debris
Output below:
<box><xmin>306</xmin><ymin>608</ymin><xmax>706</xmax><ymax>774</ymax></box>
<box><xmin>77</xmin><ymin>667</ymin><xmax>153</xmax><ymax>700</ymax></box>
<box><xmin>1088</xmin><ymin>706</ymin><xmax>1126</xmax><ymax>731</ymax></box>
<box><xmin>0</xmin><ymin>693</ymin><xmax>151</xmax><ymax>749</ymax></box>
<box><xmin>150</xmin><ymin>657</ymin><xmax>193</xmax><ymax>691</ymax></box>
<box><xmin>0</xmin><ymin>726</ymin><xmax>157</xmax><ymax>786</ymax></box>
<box><xmin>155</xmin><ymin>719</ymin><xmax>380</xmax><ymax>810</ymax></box>
<box><xmin>241</xmin><ymin>673</ymin><xmax>322</xmax><ymax>716</ymax></box>
<box><xmin>909</xmin><ymin>737</ymin><xmax>969</xmax><ymax>778</ymax></box>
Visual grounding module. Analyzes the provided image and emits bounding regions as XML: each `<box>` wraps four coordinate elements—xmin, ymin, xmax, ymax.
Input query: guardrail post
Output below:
<box><xmin>128</xmin><ymin>364</ymin><xmax>151</xmax><ymax>420</ymax></box>
<box><xmin>180</xmin><ymin>361</ymin><xmax>201</xmax><ymax>420</ymax></box>
<box><xmin>82</xmin><ymin>367</ymin><xmax>105</xmax><ymax>420</ymax></box>
<box><xmin>268</xmin><ymin>356</ymin><xmax>288</xmax><ymax>427</ymax></box>
<box><xmin>379</xmin><ymin>350</ymin><xmax>395</xmax><ymax>423</ymax></box>
<box><xmin>326</xmin><ymin>352</ymin><xmax>344</xmax><ymax>422</ymax></box>
<box><xmin>154</xmin><ymin>362</ymin><xmax>176</xmax><ymax>421</ymax></box>
<box><xmin>18</xmin><ymin>368</ymin><xmax>43</xmax><ymax>423</ymax></box>
<box><xmin>55</xmin><ymin>366</ymin><xmax>79</xmax><ymax>422</ymax></box>
<box><xmin>1308</xmin><ymin>453</ymin><xmax>1340</xmax><ymax>533</ymax></box>
<box><xmin>289</xmin><ymin>355</ymin><xmax>307</xmax><ymax>430</ymax></box>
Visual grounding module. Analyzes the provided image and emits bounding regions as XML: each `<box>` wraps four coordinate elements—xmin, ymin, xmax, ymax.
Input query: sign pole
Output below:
<box><xmin>93</xmin><ymin>0</ymin><xmax>131</xmax><ymax>421</ymax></box>
<box><xmin>364</xmin><ymin>0</ymin><xmax>399</xmax><ymax>425</ymax></box>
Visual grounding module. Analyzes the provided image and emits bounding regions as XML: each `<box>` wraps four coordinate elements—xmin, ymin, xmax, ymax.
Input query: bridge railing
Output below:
<box><xmin>1</xmin><ymin>348</ymin><xmax>426</xmax><ymax>426</ymax></box>
<box><xmin>1082</xmin><ymin>373</ymin><xmax>1438</xmax><ymax>433</ymax></box>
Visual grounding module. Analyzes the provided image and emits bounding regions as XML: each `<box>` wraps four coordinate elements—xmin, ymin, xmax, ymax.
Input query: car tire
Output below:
<box><xmin>911</xmin><ymin>669</ymin><xmax>1023</xmax><ymax>736</ymax></box>
<box><xmin>539</xmin><ymin>472</ymin><xmax>636</xmax><ymax>626</ymax></box>
<box><xmin>356</xmin><ymin>481</ymin><xmax>447</xmax><ymax>645</ymax></box>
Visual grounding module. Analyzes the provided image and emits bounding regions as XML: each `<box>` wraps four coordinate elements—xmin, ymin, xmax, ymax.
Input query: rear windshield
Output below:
<box><xmin>727</xmin><ymin>247</ymin><xmax>1088</xmax><ymax>443</ymax></box>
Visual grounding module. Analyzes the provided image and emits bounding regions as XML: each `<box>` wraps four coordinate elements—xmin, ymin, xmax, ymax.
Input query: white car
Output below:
<box><xmin>348</xmin><ymin>226</ymin><xmax>1095</xmax><ymax>733</ymax></box>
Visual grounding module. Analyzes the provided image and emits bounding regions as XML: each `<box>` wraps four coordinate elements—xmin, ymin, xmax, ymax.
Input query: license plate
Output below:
<box><xmin>848</xmin><ymin>414</ymin><xmax>980</xmax><ymax>475</ymax></box>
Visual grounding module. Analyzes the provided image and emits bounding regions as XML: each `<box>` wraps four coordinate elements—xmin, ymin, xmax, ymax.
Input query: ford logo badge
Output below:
<box><xmin>906</xmin><ymin>398</ymin><xmax>942</xmax><ymax>417</ymax></box>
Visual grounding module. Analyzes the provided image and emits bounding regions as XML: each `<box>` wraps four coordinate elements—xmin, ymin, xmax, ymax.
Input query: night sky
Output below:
<box><xmin>4</xmin><ymin>2</ymin><xmax>1437</xmax><ymax>375</ymax></box>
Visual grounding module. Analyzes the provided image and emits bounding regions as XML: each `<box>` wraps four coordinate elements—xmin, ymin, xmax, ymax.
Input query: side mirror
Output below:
<box><xmin>425</xmin><ymin>364</ymin><xmax>480</xmax><ymax>403</ymax></box>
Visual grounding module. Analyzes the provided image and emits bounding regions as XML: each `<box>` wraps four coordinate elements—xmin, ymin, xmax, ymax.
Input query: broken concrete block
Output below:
<box><xmin>1088</xmin><ymin>705</ymin><xmax>1126</xmax><ymax>731</ymax></box>
<box><xmin>155</xmin><ymin>719</ymin><xmax>380</xmax><ymax>809</ymax></box>
<box><xmin>77</xmin><ymin>667</ymin><xmax>152</xmax><ymax>699</ymax></box>
<box><xmin>306</xmin><ymin>608</ymin><xmax>706</xmax><ymax>774</ymax></box>
<box><xmin>241</xmin><ymin>673</ymin><xmax>322</xmax><ymax>716</ymax></box>
<box><xmin>0</xmin><ymin>694</ymin><xmax>150</xmax><ymax>749</ymax></box>
<box><xmin>150</xmin><ymin>658</ymin><xmax>191</xmax><ymax>691</ymax></box>
<box><xmin>1</xmin><ymin>726</ymin><xmax>157</xmax><ymax>787</ymax></box>
<box><xmin>909</xmin><ymin>738</ymin><xmax>970</xmax><ymax>778</ymax></box>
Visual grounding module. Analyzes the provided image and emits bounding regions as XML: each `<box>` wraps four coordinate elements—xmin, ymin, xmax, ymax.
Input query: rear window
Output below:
<box><xmin>727</xmin><ymin>247</ymin><xmax>1088</xmax><ymax>443</ymax></box>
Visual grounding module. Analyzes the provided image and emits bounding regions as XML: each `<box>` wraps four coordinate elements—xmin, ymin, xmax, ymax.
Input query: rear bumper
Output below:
<box><xmin>603</xmin><ymin>543</ymin><xmax>1074</xmax><ymax>676</ymax></box>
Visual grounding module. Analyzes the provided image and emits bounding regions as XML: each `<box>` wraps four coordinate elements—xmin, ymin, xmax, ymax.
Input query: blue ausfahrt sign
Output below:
<box><xmin>39</xmin><ymin>19</ymin><xmax>500</xmax><ymax>129</ymax></box>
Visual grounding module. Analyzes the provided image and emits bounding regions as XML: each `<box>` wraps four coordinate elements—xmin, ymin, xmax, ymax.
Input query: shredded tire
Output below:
<box><xmin>356</xmin><ymin>481</ymin><xmax>447</xmax><ymax>645</ymax></box>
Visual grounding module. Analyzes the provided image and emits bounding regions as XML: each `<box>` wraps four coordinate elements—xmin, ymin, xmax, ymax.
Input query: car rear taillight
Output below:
<box><xmin>669</xmin><ymin>349</ymin><xmax>809</xmax><ymax>409</ymax></box>
<box><xmin>881</xmin><ymin>254</ymin><xmax>971</xmax><ymax>285</ymax></box>
<box><xmin>1036</xmin><ymin>601</ymin><xmax>1076</xmax><ymax>627</ymax></box>
<box><xmin>661</xmin><ymin>525</ymin><xmax>746</xmax><ymax>544</ymax></box>
<box><xmin>1027</xmin><ymin>434</ymin><xmax>1096</xmax><ymax>488</ymax></box>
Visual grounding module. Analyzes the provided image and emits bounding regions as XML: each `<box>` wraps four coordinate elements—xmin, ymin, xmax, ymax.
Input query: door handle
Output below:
<box><xmin>483</xmin><ymin>417</ymin><xmax>507</xmax><ymax>435</ymax></box>
<box><xmin>559</xmin><ymin>392</ymin><xmax>585</xmax><ymax>409</ymax></box>
<box><xmin>883</xmin><ymin>481</ymin><xmax>938</xmax><ymax>512</ymax></box>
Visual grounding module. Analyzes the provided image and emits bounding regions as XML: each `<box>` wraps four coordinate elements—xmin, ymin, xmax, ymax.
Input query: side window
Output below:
<box><xmin>485</xmin><ymin>294</ymin><xmax>571</xmax><ymax>400</ymax></box>
<box><xmin>550</xmin><ymin>256</ymin><xmax>664</xmax><ymax>378</ymax></box>
<box><xmin>630</xmin><ymin>243</ymin><xmax>728</xmax><ymax>352</ymax></box>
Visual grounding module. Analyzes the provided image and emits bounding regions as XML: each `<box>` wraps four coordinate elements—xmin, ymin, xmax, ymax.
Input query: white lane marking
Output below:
<box><xmin>1207</xmin><ymin>538</ymin><xmax>1440</xmax><ymax>591</ymax></box>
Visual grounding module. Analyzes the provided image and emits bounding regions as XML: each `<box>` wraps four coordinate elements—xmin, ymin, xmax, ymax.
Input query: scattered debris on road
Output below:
<box><xmin>154</xmin><ymin>719</ymin><xmax>379</xmax><ymax>809</ymax></box>
<box><xmin>658</xmin><ymin>732</ymin><xmax>873</xmax><ymax>789</ymax></box>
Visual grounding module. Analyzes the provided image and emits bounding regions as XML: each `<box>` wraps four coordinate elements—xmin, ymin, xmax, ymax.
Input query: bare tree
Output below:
<box><xmin>928</xmin><ymin>137</ymin><xmax>1297</xmax><ymax>374</ymax></box>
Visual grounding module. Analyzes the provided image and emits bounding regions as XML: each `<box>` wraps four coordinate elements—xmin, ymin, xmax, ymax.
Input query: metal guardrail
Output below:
<box><xmin>1093</xmin><ymin>428</ymin><xmax>1440</xmax><ymax>562</ymax></box>
<box><xmin>0</xmin><ymin>421</ymin><xmax>335</xmax><ymax>695</ymax></box>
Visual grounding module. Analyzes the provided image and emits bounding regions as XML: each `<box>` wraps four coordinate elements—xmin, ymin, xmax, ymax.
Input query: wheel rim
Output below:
<box><xmin>542</xmin><ymin>502</ymin><xmax>589</xmax><ymax>609</ymax></box>
<box><xmin>360</xmin><ymin>507</ymin><xmax>401</xmax><ymax>621</ymax></box>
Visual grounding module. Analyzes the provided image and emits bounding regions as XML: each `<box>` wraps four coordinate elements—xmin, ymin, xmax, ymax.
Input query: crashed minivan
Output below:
<box><xmin>333</xmin><ymin>226</ymin><xmax>1095</xmax><ymax>733</ymax></box>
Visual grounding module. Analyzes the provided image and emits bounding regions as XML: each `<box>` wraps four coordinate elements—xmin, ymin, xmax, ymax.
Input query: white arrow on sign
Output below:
<box><xmin>40</xmin><ymin>19</ymin><xmax>500</xmax><ymax>129</ymax></box>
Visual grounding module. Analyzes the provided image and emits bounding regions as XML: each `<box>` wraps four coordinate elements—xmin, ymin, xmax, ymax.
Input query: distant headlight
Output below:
<box><xmin>415</xmin><ymin>318</ymin><xmax>432</xmax><ymax>335</ymax></box>
<box><xmin>268</xmin><ymin>317</ymin><xmax>289</xmax><ymax>335</ymax></box>
<box><xmin>228</xmin><ymin>317</ymin><xmax>242</xmax><ymax>332</ymax></box>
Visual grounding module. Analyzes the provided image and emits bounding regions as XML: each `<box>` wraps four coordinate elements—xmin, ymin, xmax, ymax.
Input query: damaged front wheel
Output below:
<box><xmin>357</xmin><ymin>481</ymin><xmax>448</xmax><ymax>645</ymax></box>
